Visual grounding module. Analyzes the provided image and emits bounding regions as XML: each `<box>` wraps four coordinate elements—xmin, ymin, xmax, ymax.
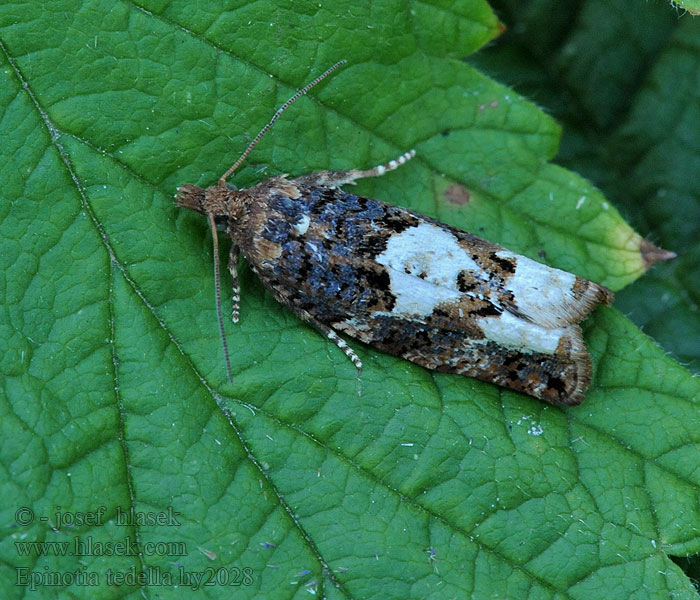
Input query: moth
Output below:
<box><xmin>176</xmin><ymin>61</ymin><xmax>613</xmax><ymax>406</ymax></box>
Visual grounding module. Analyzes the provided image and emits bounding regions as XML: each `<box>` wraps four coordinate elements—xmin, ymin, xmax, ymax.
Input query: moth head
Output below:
<box><xmin>176</xmin><ymin>183</ymin><xmax>245</xmax><ymax>221</ymax></box>
<box><xmin>175</xmin><ymin>184</ymin><xmax>208</xmax><ymax>215</ymax></box>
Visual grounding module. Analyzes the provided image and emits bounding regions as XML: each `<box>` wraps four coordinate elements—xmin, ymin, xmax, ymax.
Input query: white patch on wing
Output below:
<box><xmin>497</xmin><ymin>251</ymin><xmax>578</xmax><ymax>327</ymax></box>
<box><xmin>382</xmin><ymin>271</ymin><xmax>462</xmax><ymax>315</ymax></box>
<box><xmin>478</xmin><ymin>310</ymin><xmax>564</xmax><ymax>354</ymax></box>
<box><xmin>292</xmin><ymin>214</ymin><xmax>310</xmax><ymax>236</ymax></box>
<box><xmin>376</xmin><ymin>223</ymin><xmax>481</xmax><ymax>316</ymax></box>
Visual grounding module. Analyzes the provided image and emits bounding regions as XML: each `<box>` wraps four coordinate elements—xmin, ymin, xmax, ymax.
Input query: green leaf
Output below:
<box><xmin>1</xmin><ymin>1</ymin><xmax>698</xmax><ymax>600</ymax></box>
<box><xmin>672</xmin><ymin>0</ymin><xmax>700</xmax><ymax>14</ymax></box>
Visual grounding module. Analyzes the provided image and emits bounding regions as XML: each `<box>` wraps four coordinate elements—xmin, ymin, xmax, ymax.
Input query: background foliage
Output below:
<box><xmin>472</xmin><ymin>0</ymin><xmax>700</xmax><ymax>375</ymax></box>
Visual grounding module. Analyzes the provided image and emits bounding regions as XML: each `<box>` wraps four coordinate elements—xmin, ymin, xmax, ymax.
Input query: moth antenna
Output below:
<box><xmin>218</xmin><ymin>60</ymin><xmax>347</xmax><ymax>185</ymax></box>
<box><xmin>206</xmin><ymin>212</ymin><xmax>234</xmax><ymax>382</ymax></box>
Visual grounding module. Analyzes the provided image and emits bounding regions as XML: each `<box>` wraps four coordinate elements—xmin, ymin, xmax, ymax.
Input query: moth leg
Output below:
<box><xmin>293</xmin><ymin>150</ymin><xmax>416</xmax><ymax>188</ymax></box>
<box><xmin>294</xmin><ymin>308</ymin><xmax>363</xmax><ymax>377</ymax></box>
<box><xmin>228</xmin><ymin>244</ymin><xmax>241</xmax><ymax>323</ymax></box>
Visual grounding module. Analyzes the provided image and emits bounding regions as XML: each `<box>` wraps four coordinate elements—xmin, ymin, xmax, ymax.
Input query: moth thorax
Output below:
<box><xmin>196</xmin><ymin>185</ymin><xmax>244</xmax><ymax>221</ymax></box>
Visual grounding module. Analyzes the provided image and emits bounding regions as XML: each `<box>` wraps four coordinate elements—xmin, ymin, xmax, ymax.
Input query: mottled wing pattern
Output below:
<box><xmin>246</xmin><ymin>181</ymin><xmax>611</xmax><ymax>405</ymax></box>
